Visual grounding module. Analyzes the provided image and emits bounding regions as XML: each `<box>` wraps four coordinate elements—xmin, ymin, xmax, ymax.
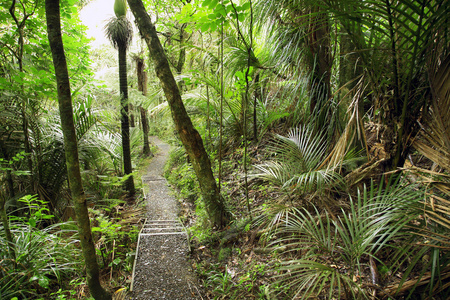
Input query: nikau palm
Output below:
<box><xmin>105</xmin><ymin>0</ymin><xmax>135</xmax><ymax>198</ymax></box>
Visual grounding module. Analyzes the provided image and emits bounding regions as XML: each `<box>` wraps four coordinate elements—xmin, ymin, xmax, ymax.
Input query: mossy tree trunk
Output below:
<box><xmin>135</xmin><ymin>56</ymin><xmax>151</xmax><ymax>156</ymax></box>
<box><xmin>45</xmin><ymin>1</ymin><xmax>111</xmax><ymax>299</ymax></box>
<box><xmin>127</xmin><ymin>0</ymin><xmax>230</xmax><ymax>228</ymax></box>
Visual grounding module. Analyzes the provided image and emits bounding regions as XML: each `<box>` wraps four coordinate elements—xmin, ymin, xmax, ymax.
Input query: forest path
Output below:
<box><xmin>130</xmin><ymin>137</ymin><xmax>203</xmax><ymax>299</ymax></box>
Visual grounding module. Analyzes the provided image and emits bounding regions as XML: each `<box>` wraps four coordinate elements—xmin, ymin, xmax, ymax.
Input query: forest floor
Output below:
<box><xmin>129</xmin><ymin>137</ymin><xmax>204</xmax><ymax>299</ymax></box>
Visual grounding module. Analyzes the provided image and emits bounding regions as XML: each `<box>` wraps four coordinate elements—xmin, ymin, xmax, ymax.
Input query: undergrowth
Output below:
<box><xmin>0</xmin><ymin>195</ymin><xmax>83</xmax><ymax>299</ymax></box>
<box><xmin>164</xmin><ymin>131</ymin><xmax>450</xmax><ymax>299</ymax></box>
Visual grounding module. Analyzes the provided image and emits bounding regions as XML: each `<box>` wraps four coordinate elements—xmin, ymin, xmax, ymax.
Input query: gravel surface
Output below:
<box><xmin>130</xmin><ymin>137</ymin><xmax>203</xmax><ymax>300</ymax></box>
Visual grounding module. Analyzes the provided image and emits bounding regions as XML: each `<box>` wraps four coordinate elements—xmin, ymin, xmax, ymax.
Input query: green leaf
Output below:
<box><xmin>113</xmin><ymin>258</ymin><xmax>122</xmax><ymax>265</ymax></box>
<box><xmin>30</xmin><ymin>274</ymin><xmax>50</xmax><ymax>289</ymax></box>
<box><xmin>216</xmin><ymin>4</ymin><xmax>227</xmax><ymax>17</ymax></box>
<box><xmin>242</xmin><ymin>2</ymin><xmax>250</xmax><ymax>10</ymax></box>
<box><xmin>208</xmin><ymin>0</ymin><xmax>219</xmax><ymax>9</ymax></box>
<box><xmin>29</xmin><ymin>218</ymin><xmax>36</xmax><ymax>227</ymax></box>
<box><xmin>210</xmin><ymin>22</ymin><xmax>217</xmax><ymax>32</ymax></box>
<box><xmin>238</xmin><ymin>12</ymin><xmax>245</xmax><ymax>22</ymax></box>
<box><xmin>38</xmin><ymin>275</ymin><xmax>50</xmax><ymax>289</ymax></box>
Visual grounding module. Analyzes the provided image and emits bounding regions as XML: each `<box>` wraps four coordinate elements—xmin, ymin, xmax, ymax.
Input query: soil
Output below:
<box><xmin>129</xmin><ymin>137</ymin><xmax>204</xmax><ymax>300</ymax></box>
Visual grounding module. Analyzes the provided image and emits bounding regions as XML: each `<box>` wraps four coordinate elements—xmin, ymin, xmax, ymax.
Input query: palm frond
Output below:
<box><xmin>325</xmin><ymin>0</ymin><xmax>449</xmax><ymax>168</ymax></box>
<box><xmin>274</xmin><ymin>260</ymin><xmax>361</xmax><ymax>299</ymax></box>
<box><xmin>270</xmin><ymin>206</ymin><xmax>335</xmax><ymax>254</ymax></box>
<box><xmin>402</xmin><ymin>167</ymin><xmax>450</xmax><ymax>249</ymax></box>
<box><xmin>413</xmin><ymin>53</ymin><xmax>450</xmax><ymax>170</ymax></box>
<box><xmin>73</xmin><ymin>95</ymin><xmax>98</xmax><ymax>142</ymax></box>
<box><xmin>254</xmin><ymin>161</ymin><xmax>294</xmax><ymax>188</ymax></box>
<box><xmin>322</xmin><ymin>76</ymin><xmax>367</xmax><ymax>169</ymax></box>
<box><xmin>80</xmin><ymin>128</ymin><xmax>122</xmax><ymax>173</ymax></box>
<box><xmin>104</xmin><ymin>16</ymin><xmax>133</xmax><ymax>50</ymax></box>
<box><xmin>252</xmin><ymin>203</ymin><xmax>296</xmax><ymax>242</ymax></box>
<box><xmin>264</xmin><ymin>180</ymin><xmax>425</xmax><ymax>298</ymax></box>
<box><xmin>286</xmin><ymin>169</ymin><xmax>343</xmax><ymax>194</ymax></box>
<box><xmin>253</xmin><ymin>0</ymin><xmax>308</xmax><ymax>78</ymax></box>
<box><xmin>254</xmin><ymin>125</ymin><xmax>343</xmax><ymax>194</ymax></box>
<box><xmin>0</xmin><ymin>99</ymin><xmax>25</xmax><ymax>157</ymax></box>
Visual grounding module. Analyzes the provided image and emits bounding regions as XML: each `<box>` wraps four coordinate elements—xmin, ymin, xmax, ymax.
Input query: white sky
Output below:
<box><xmin>80</xmin><ymin>0</ymin><xmax>121</xmax><ymax>48</ymax></box>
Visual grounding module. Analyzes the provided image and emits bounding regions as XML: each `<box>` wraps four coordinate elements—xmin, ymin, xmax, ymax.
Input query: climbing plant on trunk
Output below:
<box><xmin>45</xmin><ymin>1</ymin><xmax>111</xmax><ymax>299</ymax></box>
<box><xmin>127</xmin><ymin>0</ymin><xmax>231</xmax><ymax>228</ymax></box>
<box><xmin>104</xmin><ymin>2</ymin><xmax>135</xmax><ymax>198</ymax></box>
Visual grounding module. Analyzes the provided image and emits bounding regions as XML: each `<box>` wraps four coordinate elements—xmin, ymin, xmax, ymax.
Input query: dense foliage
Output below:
<box><xmin>1</xmin><ymin>0</ymin><xmax>449</xmax><ymax>298</ymax></box>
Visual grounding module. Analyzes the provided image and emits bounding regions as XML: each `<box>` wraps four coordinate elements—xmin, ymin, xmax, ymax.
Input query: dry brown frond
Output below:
<box><xmin>413</xmin><ymin>52</ymin><xmax>450</xmax><ymax>170</ymax></box>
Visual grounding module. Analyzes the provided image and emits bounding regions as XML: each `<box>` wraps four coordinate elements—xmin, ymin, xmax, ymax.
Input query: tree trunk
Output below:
<box><xmin>136</xmin><ymin>56</ymin><xmax>147</xmax><ymax>95</ymax></box>
<box><xmin>340</xmin><ymin>30</ymin><xmax>364</xmax><ymax>150</ymax></box>
<box><xmin>136</xmin><ymin>56</ymin><xmax>151</xmax><ymax>156</ymax></box>
<box><xmin>0</xmin><ymin>196</ymin><xmax>15</xmax><ymax>261</ymax></box>
<box><xmin>118</xmin><ymin>45</ymin><xmax>135</xmax><ymax>198</ymax></box>
<box><xmin>253</xmin><ymin>73</ymin><xmax>261</xmax><ymax>142</ymax></box>
<box><xmin>307</xmin><ymin>7</ymin><xmax>332</xmax><ymax>128</ymax></box>
<box><xmin>140</xmin><ymin>106</ymin><xmax>151</xmax><ymax>156</ymax></box>
<box><xmin>175</xmin><ymin>24</ymin><xmax>187</xmax><ymax>92</ymax></box>
<box><xmin>127</xmin><ymin>0</ymin><xmax>230</xmax><ymax>228</ymax></box>
<box><xmin>339</xmin><ymin>32</ymin><xmax>362</xmax><ymax>91</ymax></box>
<box><xmin>45</xmin><ymin>2</ymin><xmax>111</xmax><ymax>299</ymax></box>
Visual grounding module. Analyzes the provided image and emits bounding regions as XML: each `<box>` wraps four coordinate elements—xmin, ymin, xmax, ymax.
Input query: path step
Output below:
<box><xmin>142</xmin><ymin>175</ymin><xmax>165</xmax><ymax>182</ymax></box>
<box><xmin>131</xmin><ymin>218</ymin><xmax>190</xmax><ymax>292</ymax></box>
<box><xmin>139</xmin><ymin>219</ymin><xmax>187</xmax><ymax>236</ymax></box>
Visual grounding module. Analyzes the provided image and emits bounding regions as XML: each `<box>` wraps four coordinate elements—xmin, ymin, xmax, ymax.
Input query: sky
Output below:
<box><xmin>79</xmin><ymin>0</ymin><xmax>139</xmax><ymax>49</ymax></box>
<box><xmin>79</xmin><ymin>0</ymin><xmax>116</xmax><ymax>48</ymax></box>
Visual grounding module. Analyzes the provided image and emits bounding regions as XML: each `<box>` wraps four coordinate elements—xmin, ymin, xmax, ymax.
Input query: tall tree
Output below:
<box><xmin>127</xmin><ymin>0</ymin><xmax>230</xmax><ymax>227</ymax></box>
<box><xmin>45</xmin><ymin>1</ymin><xmax>111</xmax><ymax>299</ymax></box>
<box><xmin>104</xmin><ymin>0</ymin><xmax>135</xmax><ymax>198</ymax></box>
